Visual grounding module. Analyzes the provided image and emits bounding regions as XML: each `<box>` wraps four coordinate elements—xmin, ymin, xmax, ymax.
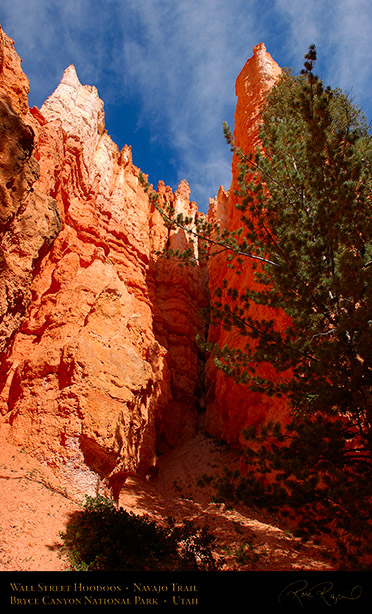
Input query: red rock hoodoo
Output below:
<box><xmin>205</xmin><ymin>43</ymin><xmax>289</xmax><ymax>447</ymax></box>
<box><xmin>0</xmin><ymin>27</ymin><xmax>286</xmax><ymax>497</ymax></box>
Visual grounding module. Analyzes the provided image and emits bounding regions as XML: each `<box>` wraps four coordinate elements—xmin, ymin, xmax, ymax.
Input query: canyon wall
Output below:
<box><xmin>0</xmin><ymin>26</ymin><xmax>288</xmax><ymax>496</ymax></box>
<box><xmin>0</xmin><ymin>27</ymin><xmax>207</xmax><ymax>498</ymax></box>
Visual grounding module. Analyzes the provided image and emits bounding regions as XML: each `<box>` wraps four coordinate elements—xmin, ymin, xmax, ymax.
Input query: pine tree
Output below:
<box><xmin>142</xmin><ymin>46</ymin><xmax>372</xmax><ymax>567</ymax></box>
<box><xmin>216</xmin><ymin>47</ymin><xmax>372</xmax><ymax>568</ymax></box>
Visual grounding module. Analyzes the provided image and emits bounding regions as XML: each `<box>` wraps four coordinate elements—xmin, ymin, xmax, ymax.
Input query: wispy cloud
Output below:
<box><xmin>0</xmin><ymin>0</ymin><xmax>121</xmax><ymax>100</ymax></box>
<box><xmin>116</xmin><ymin>0</ymin><xmax>259</xmax><ymax>205</ymax></box>
<box><xmin>274</xmin><ymin>0</ymin><xmax>372</xmax><ymax>112</ymax></box>
<box><xmin>1</xmin><ymin>0</ymin><xmax>371</xmax><ymax>210</ymax></box>
<box><xmin>1</xmin><ymin>0</ymin><xmax>261</xmax><ymax>208</ymax></box>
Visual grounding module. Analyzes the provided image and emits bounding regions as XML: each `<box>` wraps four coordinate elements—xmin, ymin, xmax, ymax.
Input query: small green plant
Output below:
<box><xmin>235</xmin><ymin>540</ymin><xmax>259</xmax><ymax>566</ymax></box>
<box><xmin>222</xmin><ymin>539</ymin><xmax>259</xmax><ymax>567</ymax></box>
<box><xmin>60</xmin><ymin>495</ymin><xmax>217</xmax><ymax>571</ymax></box>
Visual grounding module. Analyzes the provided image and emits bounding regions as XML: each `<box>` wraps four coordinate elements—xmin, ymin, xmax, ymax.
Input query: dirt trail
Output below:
<box><xmin>0</xmin><ymin>421</ymin><xmax>333</xmax><ymax>571</ymax></box>
<box><xmin>119</xmin><ymin>428</ymin><xmax>333</xmax><ymax>571</ymax></box>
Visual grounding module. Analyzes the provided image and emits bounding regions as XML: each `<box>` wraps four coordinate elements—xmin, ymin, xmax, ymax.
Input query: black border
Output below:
<box><xmin>1</xmin><ymin>570</ymin><xmax>371</xmax><ymax>613</ymax></box>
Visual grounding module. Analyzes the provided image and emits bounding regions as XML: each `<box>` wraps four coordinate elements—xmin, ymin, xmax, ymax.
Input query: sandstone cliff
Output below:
<box><xmin>0</xmin><ymin>27</ymin><xmax>207</xmax><ymax>498</ymax></box>
<box><xmin>0</xmin><ymin>26</ymin><xmax>288</xmax><ymax>497</ymax></box>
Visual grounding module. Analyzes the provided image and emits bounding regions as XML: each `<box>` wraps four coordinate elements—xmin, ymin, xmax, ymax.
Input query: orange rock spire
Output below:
<box><xmin>205</xmin><ymin>44</ymin><xmax>287</xmax><ymax>446</ymax></box>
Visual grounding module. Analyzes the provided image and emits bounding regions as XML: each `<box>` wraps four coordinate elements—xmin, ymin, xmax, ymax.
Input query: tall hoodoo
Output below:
<box><xmin>205</xmin><ymin>44</ymin><xmax>286</xmax><ymax>446</ymax></box>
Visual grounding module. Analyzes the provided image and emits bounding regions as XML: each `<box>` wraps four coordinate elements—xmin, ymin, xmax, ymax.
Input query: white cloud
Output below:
<box><xmin>117</xmin><ymin>0</ymin><xmax>259</xmax><ymax>206</ymax></box>
<box><xmin>1</xmin><ymin>0</ymin><xmax>371</xmax><ymax>211</ymax></box>
<box><xmin>274</xmin><ymin>0</ymin><xmax>372</xmax><ymax>113</ymax></box>
<box><xmin>1</xmin><ymin>0</ymin><xmax>257</xmax><ymax>207</ymax></box>
<box><xmin>1</xmin><ymin>0</ymin><xmax>122</xmax><ymax>100</ymax></box>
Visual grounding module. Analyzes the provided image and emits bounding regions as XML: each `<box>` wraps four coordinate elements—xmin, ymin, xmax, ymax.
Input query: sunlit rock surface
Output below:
<box><xmin>0</xmin><ymin>25</ymin><xmax>290</xmax><ymax>494</ymax></box>
<box><xmin>0</xmin><ymin>26</ymin><xmax>207</xmax><ymax>498</ymax></box>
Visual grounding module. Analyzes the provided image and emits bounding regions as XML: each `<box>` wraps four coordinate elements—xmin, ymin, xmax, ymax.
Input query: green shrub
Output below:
<box><xmin>60</xmin><ymin>495</ymin><xmax>216</xmax><ymax>571</ymax></box>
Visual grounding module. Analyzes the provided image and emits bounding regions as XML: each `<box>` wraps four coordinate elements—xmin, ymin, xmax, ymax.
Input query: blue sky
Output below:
<box><xmin>1</xmin><ymin>0</ymin><xmax>372</xmax><ymax>212</ymax></box>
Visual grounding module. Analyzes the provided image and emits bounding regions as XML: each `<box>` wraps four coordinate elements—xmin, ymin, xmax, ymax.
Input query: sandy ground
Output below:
<box><xmin>0</xmin><ymin>420</ymin><xmax>333</xmax><ymax>572</ymax></box>
<box><xmin>0</xmin><ymin>424</ymin><xmax>77</xmax><ymax>571</ymax></box>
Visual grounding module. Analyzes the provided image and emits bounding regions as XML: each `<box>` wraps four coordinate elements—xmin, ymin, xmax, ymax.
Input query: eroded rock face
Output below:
<box><xmin>205</xmin><ymin>44</ymin><xmax>289</xmax><ymax>446</ymax></box>
<box><xmin>0</xmin><ymin>25</ymin><xmax>290</xmax><ymax>494</ymax></box>
<box><xmin>0</xmin><ymin>28</ymin><xmax>62</xmax><ymax>367</ymax></box>
<box><xmin>0</xmin><ymin>28</ymin><xmax>207</xmax><ymax>498</ymax></box>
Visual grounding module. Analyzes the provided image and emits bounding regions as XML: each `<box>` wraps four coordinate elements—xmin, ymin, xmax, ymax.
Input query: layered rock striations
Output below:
<box><xmin>0</xmin><ymin>28</ymin><xmax>62</xmax><ymax>374</ymax></box>
<box><xmin>0</xmin><ymin>27</ymin><xmax>207</xmax><ymax>498</ymax></box>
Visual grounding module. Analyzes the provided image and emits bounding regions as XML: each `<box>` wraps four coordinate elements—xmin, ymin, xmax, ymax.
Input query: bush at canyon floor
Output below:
<box><xmin>60</xmin><ymin>495</ymin><xmax>217</xmax><ymax>571</ymax></box>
